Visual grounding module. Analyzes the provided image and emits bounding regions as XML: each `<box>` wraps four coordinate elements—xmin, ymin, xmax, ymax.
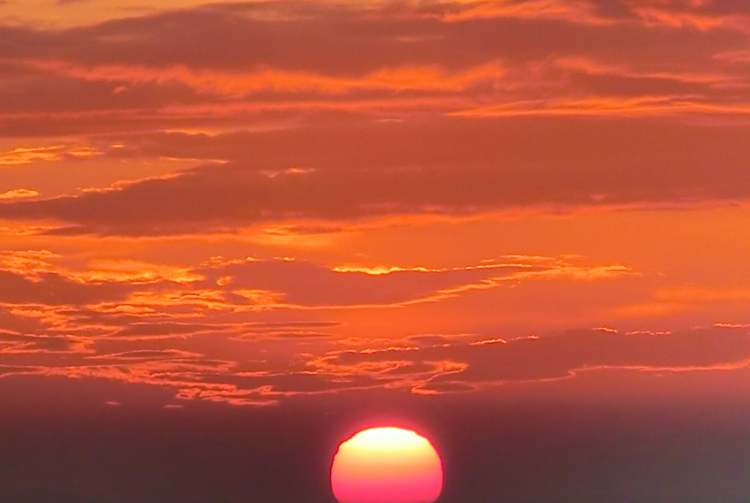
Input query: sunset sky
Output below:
<box><xmin>2</xmin><ymin>1</ymin><xmax>750</xmax><ymax>501</ymax></box>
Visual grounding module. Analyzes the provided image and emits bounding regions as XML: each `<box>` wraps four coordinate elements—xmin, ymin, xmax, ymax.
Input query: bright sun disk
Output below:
<box><xmin>330</xmin><ymin>427</ymin><xmax>443</xmax><ymax>503</ymax></box>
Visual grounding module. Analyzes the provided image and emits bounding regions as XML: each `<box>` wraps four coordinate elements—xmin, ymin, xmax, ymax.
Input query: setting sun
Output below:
<box><xmin>331</xmin><ymin>427</ymin><xmax>444</xmax><ymax>503</ymax></box>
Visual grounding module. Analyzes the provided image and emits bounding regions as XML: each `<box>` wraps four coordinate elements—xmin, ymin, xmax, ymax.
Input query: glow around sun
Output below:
<box><xmin>330</xmin><ymin>427</ymin><xmax>444</xmax><ymax>503</ymax></box>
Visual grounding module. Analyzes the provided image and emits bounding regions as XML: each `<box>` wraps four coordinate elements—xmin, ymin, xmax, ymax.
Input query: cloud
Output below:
<box><xmin>108</xmin><ymin>322</ymin><xmax>233</xmax><ymax>340</ymax></box>
<box><xmin>433</xmin><ymin>0</ymin><xmax>615</xmax><ymax>25</ymax></box>
<box><xmin>24</xmin><ymin>59</ymin><xmax>507</xmax><ymax>97</ymax></box>
<box><xmin>1</xmin><ymin>118</ymin><xmax>750</xmax><ymax>235</ymax></box>
<box><xmin>0</xmin><ymin>145</ymin><xmax>100</xmax><ymax>166</ymax></box>
<box><xmin>0</xmin><ymin>249</ymin><xmax>639</xmax><ymax>409</ymax></box>
<box><xmin>0</xmin><ymin>364</ymin><xmax>39</xmax><ymax>378</ymax></box>
<box><xmin>313</xmin><ymin>326</ymin><xmax>750</xmax><ymax>394</ymax></box>
<box><xmin>452</xmin><ymin>96</ymin><xmax>750</xmax><ymax>118</ymax></box>
<box><xmin>196</xmin><ymin>256</ymin><xmax>629</xmax><ymax>308</ymax></box>
<box><xmin>0</xmin><ymin>0</ymin><xmax>747</xmax><ymax>138</ymax></box>
<box><xmin>0</xmin><ymin>269</ymin><xmax>134</xmax><ymax>305</ymax></box>
<box><xmin>0</xmin><ymin>189</ymin><xmax>39</xmax><ymax>200</ymax></box>
<box><xmin>201</xmin><ymin>258</ymin><xmax>521</xmax><ymax>307</ymax></box>
<box><xmin>3</xmin><ymin>258</ymin><xmax>748</xmax><ymax>405</ymax></box>
<box><xmin>0</xmin><ymin>332</ymin><xmax>88</xmax><ymax>354</ymax></box>
<box><xmin>0</xmin><ymin>250</ymin><xmax>628</xmax><ymax>357</ymax></box>
<box><xmin>629</xmin><ymin>1</ymin><xmax>750</xmax><ymax>31</ymax></box>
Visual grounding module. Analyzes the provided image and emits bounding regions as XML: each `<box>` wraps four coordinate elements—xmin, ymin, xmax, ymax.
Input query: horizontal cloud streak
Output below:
<box><xmin>1</xmin><ymin>118</ymin><xmax>748</xmax><ymax>235</ymax></box>
<box><xmin>314</xmin><ymin>327</ymin><xmax>750</xmax><ymax>394</ymax></box>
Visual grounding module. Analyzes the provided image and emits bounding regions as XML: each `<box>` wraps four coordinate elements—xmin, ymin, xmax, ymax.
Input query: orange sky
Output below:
<box><xmin>1</xmin><ymin>0</ymin><xmax>750</xmax><ymax>408</ymax></box>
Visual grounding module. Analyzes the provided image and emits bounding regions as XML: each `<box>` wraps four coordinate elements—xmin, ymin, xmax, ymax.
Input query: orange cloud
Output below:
<box><xmin>25</xmin><ymin>59</ymin><xmax>506</xmax><ymax>97</ymax></box>
<box><xmin>555</xmin><ymin>56</ymin><xmax>739</xmax><ymax>87</ymax></box>
<box><xmin>313</xmin><ymin>327</ymin><xmax>750</xmax><ymax>395</ymax></box>
<box><xmin>0</xmin><ymin>189</ymin><xmax>39</xmax><ymax>201</ymax></box>
<box><xmin>436</xmin><ymin>0</ymin><xmax>613</xmax><ymax>25</ymax></box>
<box><xmin>453</xmin><ymin>95</ymin><xmax>750</xmax><ymax>118</ymax></box>
<box><xmin>632</xmin><ymin>6</ymin><xmax>743</xmax><ymax>31</ymax></box>
<box><xmin>0</xmin><ymin>144</ymin><xmax>101</xmax><ymax>166</ymax></box>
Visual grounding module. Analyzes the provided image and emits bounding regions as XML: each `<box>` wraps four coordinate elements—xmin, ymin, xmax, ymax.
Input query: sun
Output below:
<box><xmin>330</xmin><ymin>427</ymin><xmax>444</xmax><ymax>503</ymax></box>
